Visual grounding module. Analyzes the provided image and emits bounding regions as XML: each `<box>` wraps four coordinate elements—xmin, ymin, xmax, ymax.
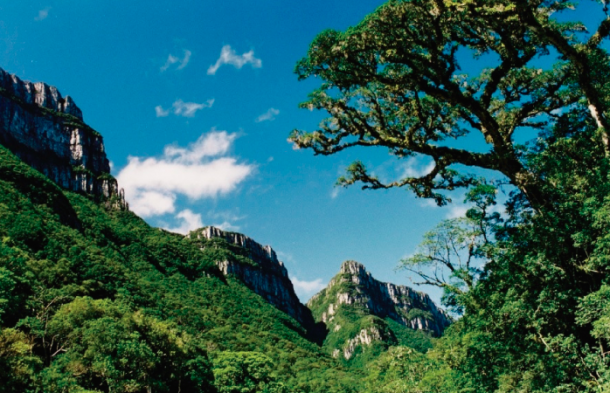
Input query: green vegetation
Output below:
<box><xmin>188</xmin><ymin>236</ymin><xmax>265</xmax><ymax>270</ymax></box>
<box><xmin>307</xmin><ymin>270</ymin><xmax>436</xmax><ymax>367</ymax></box>
<box><xmin>6</xmin><ymin>0</ymin><xmax>610</xmax><ymax>390</ymax></box>
<box><xmin>0</xmin><ymin>145</ymin><xmax>367</xmax><ymax>392</ymax></box>
<box><xmin>293</xmin><ymin>0</ymin><xmax>610</xmax><ymax>391</ymax></box>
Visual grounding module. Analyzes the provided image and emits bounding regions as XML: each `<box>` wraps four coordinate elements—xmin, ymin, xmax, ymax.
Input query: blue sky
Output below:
<box><xmin>1</xmin><ymin>0</ymin><xmax>607</xmax><ymax>304</ymax></box>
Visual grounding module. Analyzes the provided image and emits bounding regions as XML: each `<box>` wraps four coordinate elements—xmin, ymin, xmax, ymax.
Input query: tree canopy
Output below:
<box><xmin>293</xmin><ymin>0</ymin><xmax>610</xmax><ymax>391</ymax></box>
<box><xmin>290</xmin><ymin>0</ymin><xmax>610</xmax><ymax>211</ymax></box>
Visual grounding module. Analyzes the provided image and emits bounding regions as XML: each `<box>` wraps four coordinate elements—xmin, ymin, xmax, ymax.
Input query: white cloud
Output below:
<box><xmin>401</xmin><ymin>157</ymin><xmax>435</xmax><ymax>178</ymax></box>
<box><xmin>331</xmin><ymin>187</ymin><xmax>340</xmax><ymax>199</ymax></box>
<box><xmin>117</xmin><ymin>130</ymin><xmax>254</xmax><ymax>218</ymax></box>
<box><xmin>161</xmin><ymin>50</ymin><xmax>192</xmax><ymax>72</ymax></box>
<box><xmin>161</xmin><ymin>54</ymin><xmax>178</xmax><ymax>72</ymax></box>
<box><xmin>207</xmin><ymin>45</ymin><xmax>262</xmax><ymax>75</ymax></box>
<box><xmin>155</xmin><ymin>105</ymin><xmax>170</xmax><ymax>117</ymax></box>
<box><xmin>417</xmin><ymin>193</ymin><xmax>470</xmax><ymax>219</ymax></box>
<box><xmin>255</xmin><ymin>108</ymin><xmax>280</xmax><ymax>122</ymax></box>
<box><xmin>131</xmin><ymin>191</ymin><xmax>176</xmax><ymax>217</ymax></box>
<box><xmin>173</xmin><ymin>99</ymin><xmax>214</xmax><ymax>117</ymax></box>
<box><xmin>418</xmin><ymin>192</ymin><xmax>507</xmax><ymax>220</ymax></box>
<box><xmin>164</xmin><ymin>130</ymin><xmax>235</xmax><ymax>163</ymax></box>
<box><xmin>418</xmin><ymin>199</ymin><xmax>438</xmax><ymax>208</ymax></box>
<box><xmin>164</xmin><ymin>209</ymin><xmax>203</xmax><ymax>235</ymax></box>
<box><xmin>155</xmin><ymin>99</ymin><xmax>214</xmax><ymax>118</ymax></box>
<box><xmin>35</xmin><ymin>7</ymin><xmax>50</xmax><ymax>21</ymax></box>
<box><xmin>290</xmin><ymin>276</ymin><xmax>326</xmax><ymax>300</ymax></box>
<box><xmin>177</xmin><ymin>50</ymin><xmax>191</xmax><ymax>70</ymax></box>
<box><xmin>446</xmin><ymin>205</ymin><xmax>469</xmax><ymax>219</ymax></box>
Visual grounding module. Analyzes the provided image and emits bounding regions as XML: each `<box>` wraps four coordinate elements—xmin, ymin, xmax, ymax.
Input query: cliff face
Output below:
<box><xmin>308</xmin><ymin>260</ymin><xmax>451</xmax><ymax>360</ymax></box>
<box><xmin>187</xmin><ymin>227</ymin><xmax>316</xmax><ymax>331</ymax></box>
<box><xmin>0</xmin><ymin>68</ymin><xmax>123</xmax><ymax>202</ymax></box>
<box><xmin>317</xmin><ymin>260</ymin><xmax>451</xmax><ymax>335</ymax></box>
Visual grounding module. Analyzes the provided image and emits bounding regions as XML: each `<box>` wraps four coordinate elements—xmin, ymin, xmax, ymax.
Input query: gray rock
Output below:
<box><xmin>189</xmin><ymin>226</ymin><xmax>315</xmax><ymax>329</ymax></box>
<box><xmin>310</xmin><ymin>260</ymin><xmax>451</xmax><ymax>336</ymax></box>
<box><xmin>0</xmin><ymin>67</ymin><xmax>125</xmax><ymax>206</ymax></box>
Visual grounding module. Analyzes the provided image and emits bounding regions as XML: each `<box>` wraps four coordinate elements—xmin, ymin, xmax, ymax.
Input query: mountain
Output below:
<box><xmin>0</xmin><ymin>68</ymin><xmax>450</xmax><ymax>392</ymax></box>
<box><xmin>187</xmin><ymin>226</ymin><xmax>318</xmax><ymax>333</ymax></box>
<box><xmin>0</xmin><ymin>68</ymin><xmax>123</xmax><ymax>204</ymax></box>
<box><xmin>308</xmin><ymin>260</ymin><xmax>451</xmax><ymax>363</ymax></box>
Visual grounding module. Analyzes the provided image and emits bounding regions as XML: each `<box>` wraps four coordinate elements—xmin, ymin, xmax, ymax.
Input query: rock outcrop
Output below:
<box><xmin>188</xmin><ymin>227</ymin><xmax>316</xmax><ymax>331</ymax></box>
<box><xmin>308</xmin><ymin>260</ymin><xmax>451</xmax><ymax>360</ymax></box>
<box><xmin>0</xmin><ymin>68</ymin><xmax>124</xmax><ymax>203</ymax></box>
<box><xmin>311</xmin><ymin>260</ymin><xmax>451</xmax><ymax>336</ymax></box>
<box><xmin>316</xmin><ymin>260</ymin><xmax>450</xmax><ymax>335</ymax></box>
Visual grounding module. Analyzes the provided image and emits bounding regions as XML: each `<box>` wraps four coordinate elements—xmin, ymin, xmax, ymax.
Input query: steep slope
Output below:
<box><xmin>0</xmin><ymin>70</ymin><xmax>358</xmax><ymax>392</ymax></box>
<box><xmin>0</xmin><ymin>68</ymin><xmax>452</xmax><ymax>391</ymax></box>
<box><xmin>0</xmin><ymin>131</ymin><xmax>361</xmax><ymax>392</ymax></box>
<box><xmin>187</xmin><ymin>227</ymin><xmax>317</xmax><ymax>333</ymax></box>
<box><xmin>0</xmin><ymin>68</ymin><xmax>123</xmax><ymax>203</ymax></box>
<box><xmin>308</xmin><ymin>260</ymin><xmax>451</xmax><ymax>363</ymax></box>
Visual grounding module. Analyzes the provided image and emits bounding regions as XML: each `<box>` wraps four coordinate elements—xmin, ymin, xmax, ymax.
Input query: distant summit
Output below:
<box><xmin>308</xmin><ymin>260</ymin><xmax>451</xmax><ymax>361</ymax></box>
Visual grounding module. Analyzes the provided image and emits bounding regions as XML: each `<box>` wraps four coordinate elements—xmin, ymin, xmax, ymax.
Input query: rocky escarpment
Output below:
<box><xmin>187</xmin><ymin>226</ymin><xmax>316</xmax><ymax>331</ymax></box>
<box><xmin>308</xmin><ymin>260</ymin><xmax>451</xmax><ymax>360</ymax></box>
<box><xmin>0</xmin><ymin>68</ymin><xmax>124</xmax><ymax>203</ymax></box>
<box><xmin>317</xmin><ymin>260</ymin><xmax>450</xmax><ymax>335</ymax></box>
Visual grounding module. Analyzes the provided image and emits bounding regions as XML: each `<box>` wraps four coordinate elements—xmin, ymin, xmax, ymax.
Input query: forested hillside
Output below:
<box><xmin>0</xmin><ymin>61</ymin><xmax>449</xmax><ymax>392</ymax></box>
<box><xmin>291</xmin><ymin>0</ymin><xmax>610</xmax><ymax>390</ymax></box>
<box><xmin>0</xmin><ymin>143</ymin><xmax>361</xmax><ymax>392</ymax></box>
<box><xmin>6</xmin><ymin>0</ymin><xmax>610</xmax><ymax>391</ymax></box>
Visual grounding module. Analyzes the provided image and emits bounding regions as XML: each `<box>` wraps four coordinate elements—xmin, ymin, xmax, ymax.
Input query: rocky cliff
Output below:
<box><xmin>0</xmin><ymin>68</ymin><xmax>124</xmax><ymax>203</ymax></box>
<box><xmin>187</xmin><ymin>226</ymin><xmax>317</xmax><ymax>332</ymax></box>
<box><xmin>308</xmin><ymin>260</ymin><xmax>451</xmax><ymax>360</ymax></box>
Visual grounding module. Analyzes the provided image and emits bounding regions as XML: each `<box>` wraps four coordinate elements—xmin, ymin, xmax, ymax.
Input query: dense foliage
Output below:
<box><xmin>294</xmin><ymin>0</ymin><xmax>610</xmax><ymax>391</ymax></box>
<box><xmin>0</xmin><ymin>145</ymin><xmax>366</xmax><ymax>392</ymax></box>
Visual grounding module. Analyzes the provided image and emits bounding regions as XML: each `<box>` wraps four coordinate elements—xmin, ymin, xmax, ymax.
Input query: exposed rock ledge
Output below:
<box><xmin>0</xmin><ymin>68</ymin><xmax>124</xmax><ymax>204</ymax></box>
<box><xmin>310</xmin><ymin>260</ymin><xmax>451</xmax><ymax>336</ymax></box>
<box><xmin>188</xmin><ymin>227</ymin><xmax>315</xmax><ymax>330</ymax></box>
<box><xmin>340</xmin><ymin>327</ymin><xmax>384</xmax><ymax>360</ymax></box>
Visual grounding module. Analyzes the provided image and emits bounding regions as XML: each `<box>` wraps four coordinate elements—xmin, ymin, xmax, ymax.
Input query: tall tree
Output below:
<box><xmin>290</xmin><ymin>0</ymin><xmax>610</xmax><ymax>211</ymax></box>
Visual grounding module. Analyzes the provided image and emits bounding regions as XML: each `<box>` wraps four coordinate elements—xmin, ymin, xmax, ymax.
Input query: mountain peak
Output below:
<box><xmin>0</xmin><ymin>67</ymin><xmax>124</xmax><ymax>204</ymax></box>
<box><xmin>308</xmin><ymin>260</ymin><xmax>451</xmax><ymax>360</ymax></box>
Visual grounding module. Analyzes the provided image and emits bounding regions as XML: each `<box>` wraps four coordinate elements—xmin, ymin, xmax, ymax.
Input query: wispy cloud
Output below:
<box><xmin>207</xmin><ymin>45</ymin><xmax>262</xmax><ymax>75</ymax></box>
<box><xmin>331</xmin><ymin>187</ymin><xmax>341</xmax><ymax>199</ymax></box>
<box><xmin>446</xmin><ymin>204</ymin><xmax>469</xmax><ymax>219</ymax></box>
<box><xmin>155</xmin><ymin>106</ymin><xmax>170</xmax><ymax>117</ymax></box>
<box><xmin>164</xmin><ymin>209</ymin><xmax>244</xmax><ymax>235</ymax></box>
<box><xmin>35</xmin><ymin>7</ymin><xmax>50</xmax><ymax>21</ymax></box>
<box><xmin>213</xmin><ymin>221</ymin><xmax>241</xmax><ymax>232</ymax></box>
<box><xmin>418</xmin><ymin>193</ymin><xmax>470</xmax><ymax>219</ymax></box>
<box><xmin>161</xmin><ymin>50</ymin><xmax>192</xmax><ymax>72</ymax></box>
<box><xmin>173</xmin><ymin>99</ymin><xmax>214</xmax><ymax>117</ymax></box>
<box><xmin>277</xmin><ymin>251</ymin><xmax>296</xmax><ymax>265</ymax></box>
<box><xmin>401</xmin><ymin>157</ymin><xmax>435</xmax><ymax>178</ymax></box>
<box><xmin>290</xmin><ymin>276</ymin><xmax>326</xmax><ymax>300</ymax></box>
<box><xmin>418</xmin><ymin>191</ymin><xmax>507</xmax><ymax>220</ymax></box>
<box><xmin>117</xmin><ymin>130</ymin><xmax>254</xmax><ymax>218</ymax></box>
<box><xmin>155</xmin><ymin>99</ymin><xmax>214</xmax><ymax>118</ymax></box>
<box><xmin>255</xmin><ymin>108</ymin><xmax>279</xmax><ymax>123</ymax></box>
<box><xmin>208</xmin><ymin>210</ymin><xmax>245</xmax><ymax>223</ymax></box>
